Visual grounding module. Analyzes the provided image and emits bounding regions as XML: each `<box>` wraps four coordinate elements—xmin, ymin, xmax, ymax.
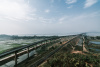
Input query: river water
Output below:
<box><xmin>89</xmin><ymin>41</ymin><xmax>100</xmax><ymax>53</ymax></box>
<box><xmin>90</xmin><ymin>41</ymin><xmax>100</xmax><ymax>45</ymax></box>
<box><xmin>1</xmin><ymin>50</ymin><xmax>36</xmax><ymax>67</ymax></box>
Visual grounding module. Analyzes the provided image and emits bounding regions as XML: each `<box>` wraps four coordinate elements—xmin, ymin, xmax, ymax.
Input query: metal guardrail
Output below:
<box><xmin>0</xmin><ymin>37</ymin><xmax>60</xmax><ymax>67</ymax></box>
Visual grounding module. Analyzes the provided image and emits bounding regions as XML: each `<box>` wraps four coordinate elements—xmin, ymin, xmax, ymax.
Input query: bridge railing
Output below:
<box><xmin>0</xmin><ymin>37</ymin><xmax>61</xmax><ymax>67</ymax></box>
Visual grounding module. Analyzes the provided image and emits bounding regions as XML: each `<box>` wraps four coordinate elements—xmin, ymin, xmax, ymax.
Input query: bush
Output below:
<box><xmin>43</xmin><ymin>52</ymin><xmax>100</xmax><ymax>67</ymax></box>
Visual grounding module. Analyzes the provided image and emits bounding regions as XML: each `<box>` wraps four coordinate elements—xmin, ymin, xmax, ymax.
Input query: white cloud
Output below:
<box><xmin>57</xmin><ymin>12</ymin><xmax>100</xmax><ymax>33</ymax></box>
<box><xmin>0</xmin><ymin>0</ymin><xmax>36</xmax><ymax>21</ymax></box>
<box><xmin>59</xmin><ymin>11</ymin><xmax>100</xmax><ymax>24</ymax></box>
<box><xmin>28</xmin><ymin>0</ymin><xmax>30</xmax><ymax>4</ymax></box>
<box><xmin>0</xmin><ymin>0</ymin><xmax>100</xmax><ymax>35</ymax></box>
<box><xmin>0</xmin><ymin>11</ymin><xmax>100</xmax><ymax>35</ymax></box>
<box><xmin>45</xmin><ymin>9</ymin><xmax>50</xmax><ymax>13</ymax></box>
<box><xmin>0</xmin><ymin>0</ymin><xmax>38</xmax><ymax>35</ymax></box>
<box><xmin>67</xmin><ymin>5</ymin><xmax>73</xmax><ymax>8</ymax></box>
<box><xmin>66</xmin><ymin>0</ymin><xmax>77</xmax><ymax>4</ymax></box>
<box><xmin>84</xmin><ymin>0</ymin><xmax>98</xmax><ymax>8</ymax></box>
<box><xmin>59</xmin><ymin>16</ymin><xmax>69</xmax><ymax>21</ymax></box>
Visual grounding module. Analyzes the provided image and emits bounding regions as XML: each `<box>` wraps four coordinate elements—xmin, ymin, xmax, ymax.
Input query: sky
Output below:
<box><xmin>0</xmin><ymin>0</ymin><xmax>100</xmax><ymax>35</ymax></box>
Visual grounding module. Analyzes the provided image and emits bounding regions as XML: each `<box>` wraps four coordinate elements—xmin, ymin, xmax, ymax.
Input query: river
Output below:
<box><xmin>90</xmin><ymin>41</ymin><xmax>100</xmax><ymax>45</ymax></box>
<box><xmin>89</xmin><ymin>41</ymin><xmax>100</xmax><ymax>53</ymax></box>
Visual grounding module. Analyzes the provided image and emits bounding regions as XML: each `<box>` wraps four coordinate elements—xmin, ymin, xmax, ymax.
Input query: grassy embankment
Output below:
<box><xmin>39</xmin><ymin>38</ymin><xmax>100</xmax><ymax>67</ymax></box>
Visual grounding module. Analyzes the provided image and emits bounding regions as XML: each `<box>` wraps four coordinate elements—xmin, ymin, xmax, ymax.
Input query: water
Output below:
<box><xmin>0</xmin><ymin>39</ymin><xmax>43</xmax><ymax>53</ymax></box>
<box><xmin>90</xmin><ymin>41</ymin><xmax>100</xmax><ymax>45</ymax></box>
<box><xmin>0</xmin><ymin>50</ymin><xmax>36</xmax><ymax>67</ymax></box>
<box><xmin>89</xmin><ymin>41</ymin><xmax>100</xmax><ymax>53</ymax></box>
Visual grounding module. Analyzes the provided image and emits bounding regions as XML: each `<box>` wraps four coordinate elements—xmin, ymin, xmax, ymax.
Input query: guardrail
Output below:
<box><xmin>0</xmin><ymin>37</ymin><xmax>61</xmax><ymax>67</ymax></box>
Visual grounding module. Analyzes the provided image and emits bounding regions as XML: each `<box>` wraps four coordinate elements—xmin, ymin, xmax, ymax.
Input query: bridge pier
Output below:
<box><xmin>14</xmin><ymin>51</ymin><xmax>18</xmax><ymax>67</ymax></box>
<box><xmin>27</xmin><ymin>47</ymin><xmax>29</xmax><ymax>58</ymax></box>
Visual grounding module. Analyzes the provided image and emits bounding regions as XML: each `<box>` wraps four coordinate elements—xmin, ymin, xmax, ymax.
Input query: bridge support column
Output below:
<box><xmin>27</xmin><ymin>47</ymin><xmax>29</xmax><ymax>58</ymax></box>
<box><xmin>14</xmin><ymin>51</ymin><xmax>18</xmax><ymax>67</ymax></box>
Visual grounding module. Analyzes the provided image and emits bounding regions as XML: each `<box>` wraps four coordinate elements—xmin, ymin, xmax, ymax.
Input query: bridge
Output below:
<box><xmin>0</xmin><ymin>34</ymin><xmax>85</xmax><ymax>67</ymax></box>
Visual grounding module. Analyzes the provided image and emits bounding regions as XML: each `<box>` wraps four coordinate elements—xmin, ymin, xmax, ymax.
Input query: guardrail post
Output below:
<box><xmin>14</xmin><ymin>51</ymin><xmax>18</xmax><ymax>67</ymax></box>
<box><xmin>27</xmin><ymin>47</ymin><xmax>29</xmax><ymax>58</ymax></box>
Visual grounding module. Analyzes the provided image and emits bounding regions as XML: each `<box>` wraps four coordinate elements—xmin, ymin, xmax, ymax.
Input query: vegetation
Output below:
<box><xmin>40</xmin><ymin>36</ymin><xmax>100</xmax><ymax>67</ymax></box>
<box><xmin>0</xmin><ymin>34</ymin><xmax>55</xmax><ymax>39</ymax></box>
<box><xmin>37</xmin><ymin>41</ymin><xmax>59</xmax><ymax>54</ymax></box>
<box><xmin>41</xmin><ymin>51</ymin><xmax>100</xmax><ymax>67</ymax></box>
<box><xmin>0</xmin><ymin>50</ymin><xmax>7</xmax><ymax>54</ymax></box>
<box><xmin>42</xmin><ymin>52</ymin><xmax>100</xmax><ymax>67</ymax></box>
<box><xmin>88</xmin><ymin>35</ymin><xmax>100</xmax><ymax>53</ymax></box>
<box><xmin>90</xmin><ymin>36</ymin><xmax>100</xmax><ymax>40</ymax></box>
<box><xmin>89</xmin><ymin>44</ymin><xmax>100</xmax><ymax>49</ymax></box>
<box><xmin>11</xmin><ymin>35</ymin><xmax>59</xmax><ymax>40</ymax></box>
<box><xmin>96</xmin><ymin>36</ymin><xmax>100</xmax><ymax>39</ymax></box>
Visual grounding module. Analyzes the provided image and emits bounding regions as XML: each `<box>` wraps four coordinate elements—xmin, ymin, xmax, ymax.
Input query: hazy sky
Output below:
<box><xmin>0</xmin><ymin>0</ymin><xmax>100</xmax><ymax>35</ymax></box>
